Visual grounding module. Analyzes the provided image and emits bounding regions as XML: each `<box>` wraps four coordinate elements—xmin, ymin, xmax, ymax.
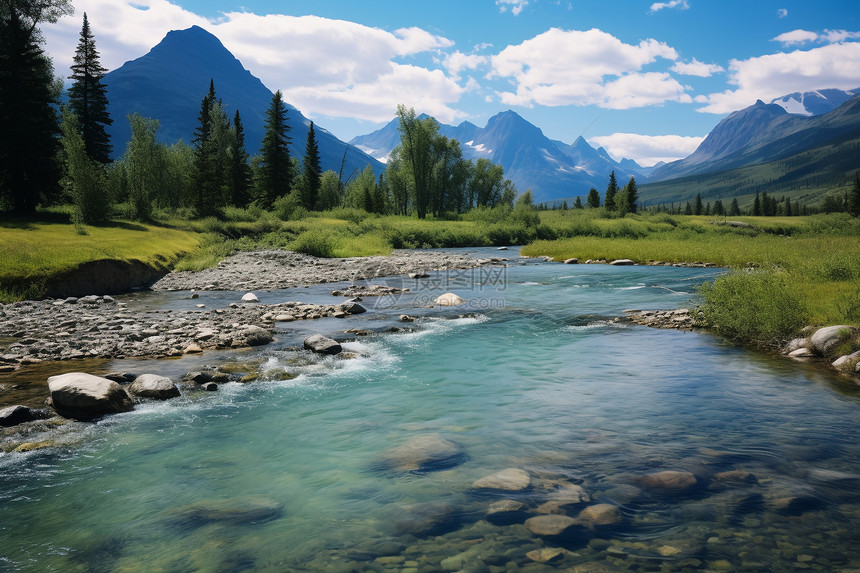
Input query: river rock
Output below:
<box><xmin>241</xmin><ymin>292</ymin><xmax>260</xmax><ymax>303</ymax></box>
<box><xmin>810</xmin><ymin>325</ymin><xmax>858</xmax><ymax>355</ymax></box>
<box><xmin>472</xmin><ymin>468</ymin><xmax>531</xmax><ymax>491</ymax></box>
<box><xmin>609</xmin><ymin>259</ymin><xmax>635</xmax><ymax>266</ymax></box>
<box><xmin>524</xmin><ymin>514</ymin><xmax>577</xmax><ymax>536</ymax></box>
<box><xmin>832</xmin><ymin>350</ymin><xmax>860</xmax><ymax>370</ymax></box>
<box><xmin>47</xmin><ymin>372</ymin><xmax>134</xmax><ymax>419</ymax></box>
<box><xmin>526</xmin><ymin>547</ymin><xmax>565</xmax><ymax>563</ymax></box>
<box><xmin>168</xmin><ymin>496</ymin><xmax>284</xmax><ymax>529</ymax></box>
<box><xmin>234</xmin><ymin>325</ymin><xmax>273</xmax><ymax>347</ymax></box>
<box><xmin>342</xmin><ymin>302</ymin><xmax>367</xmax><ymax>315</ymax></box>
<box><xmin>783</xmin><ymin>337</ymin><xmax>808</xmax><ymax>354</ymax></box>
<box><xmin>634</xmin><ymin>470</ymin><xmax>698</xmax><ymax>491</ymax></box>
<box><xmin>304</xmin><ymin>334</ymin><xmax>342</xmax><ymax>355</ymax></box>
<box><xmin>577</xmin><ymin>503</ymin><xmax>622</xmax><ymax>527</ymax></box>
<box><xmin>375</xmin><ymin>434</ymin><xmax>466</xmax><ymax>472</ymax></box>
<box><xmin>563</xmin><ymin>258</ymin><xmax>580</xmax><ymax>264</ymax></box>
<box><xmin>129</xmin><ymin>374</ymin><xmax>181</xmax><ymax>400</ymax></box>
<box><xmin>0</xmin><ymin>405</ymin><xmax>48</xmax><ymax>427</ymax></box>
<box><xmin>434</xmin><ymin>292</ymin><xmax>465</xmax><ymax>306</ymax></box>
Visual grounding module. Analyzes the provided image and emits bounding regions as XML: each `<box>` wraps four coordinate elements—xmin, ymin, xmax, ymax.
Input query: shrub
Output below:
<box><xmin>697</xmin><ymin>268</ymin><xmax>809</xmax><ymax>347</ymax></box>
<box><xmin>291</xmin><ymin>229</ymin><xmax>335</xmax><ymax>258</ymax></box>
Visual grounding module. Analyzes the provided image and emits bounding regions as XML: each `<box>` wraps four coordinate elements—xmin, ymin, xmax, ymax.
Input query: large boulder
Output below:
<box><xmin>304</xmin><ymin>334</ymin><xmax>342</xmax><ymax>355</ymax></box>
<box><xmin>374</xmin><ymin>434</ymin><xmax>466</xmax><ymax>472</ymax></box>
<box><xmin>48</xmin><ymin>372</ymin><xmax>134</xmax><ymax>420</ymax></box>
<box><xmin>233</xmin><ymin>325</ymin><xmax>273</xmax><ymax>347</ymax></box>
<box><xmin>129</xmin><ymin>374</ymin><xmax>181</xmax><ymax>400</ymax></box>
<box><xmin>810</xmin><ymin>325</ymin><xmax>858</xmax><ymax>355</ymax></box>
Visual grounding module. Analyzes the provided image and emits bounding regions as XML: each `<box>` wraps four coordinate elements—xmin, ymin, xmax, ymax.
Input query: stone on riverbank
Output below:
<box><xmin>0</xmin><ymin>405</ymin><xmax>49</xmax><ymax>427</ymax></box>
<box><xmin>810</xmin><ymin>325</ymin><xmax>858</xmax><ymax>355</ymax></box>
<box><xmin>129</xmin><ymin>374</ymin><xmax>181</xmax><ymax>400</ymax></box>
<box><xmin>233</xmin><ymin>325</ymin><xmax>273</xmax><ymax>347</ymax></box>
<box><xmin>304</xmin><ymin>334</ymin><xmax>342</xmax><ymax>355</ymax></box>
<box><xmin>609</xmin><ymin>259</ymin><xmax>635</xmax><ymax>266</ymax></box>
<box><xmin>47</xmin><ymin>373</ymin><xmax>134</xmax><ymax>420</ymax></box>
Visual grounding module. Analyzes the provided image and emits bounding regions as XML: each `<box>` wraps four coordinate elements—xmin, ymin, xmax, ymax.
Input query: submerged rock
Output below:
<box><xmin>525</xmin><ymin>514</ymin><xmax>578</xmax><ymax>536</ymax></box>
<box><xmin>577</xmin><ymin>503</ymin><xmax>622</xmax><ymax>527</ymax></box>
<box><xmin>129</xmin><ymin>374</ymin><xmax>181</xmax><ymax>400</ymax></box>
<box><xmin>47</xmin><ymin>372</ymin><xmax>134</xmax><ymax>420</ymax></box>
<box><xmin>374</xmin><ymin>434</ymin><xmax>466</xmax><ymax>472</ymax></box>
<box><xmin>634</xmin><ymin>470</ymin><xmax>698</xmax><ymax>492</ymax></box>
<box><xmin>472</xmin><ymin>468</ymin><xmax>531</xmax><ymax>491</ymax></box>
<box><xmin>167</xmin><ymin>496</ymin><xmax>284</xmax><ymax>529</ymax></box>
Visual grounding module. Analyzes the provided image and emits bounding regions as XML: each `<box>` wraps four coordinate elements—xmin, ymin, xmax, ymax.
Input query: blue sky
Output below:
<box><xmin>42</xmin><ymin>0</ymin><xmax>860</xmax><ymax>165</ymax></box>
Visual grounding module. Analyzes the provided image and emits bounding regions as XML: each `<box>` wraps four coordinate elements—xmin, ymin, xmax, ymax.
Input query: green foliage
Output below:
<box><xmin>301</xmin><ymin>121</ymin><xmax>321</xmax><ymax>210</ymax></box>
<box><xmin>60</xmin><ymin>107</ymin><xmax>110</xmax><ymax>225</ymax></box>
<box><xmin>587</xmin><ymin>188</ymin><xmax>600</xmax><ymax>208</ymax></box>
<box><xmin>257</xmin><ymin>90</ymin><xmax>292</xmax><ymax>209</ymax></box>
<box><xmin>291</xmin><ymin>228</ymin><xmax>335</xmax><ymax>258</ymax></box>
<box><xmin>698</xmin><ymin>269</ymin><xmax>809</xmax><ymax>347</ymax></box>
<box><xmin>123</xmin><ymin>113</ymin><xmax>164</xmax><ymax>221</ymax></box>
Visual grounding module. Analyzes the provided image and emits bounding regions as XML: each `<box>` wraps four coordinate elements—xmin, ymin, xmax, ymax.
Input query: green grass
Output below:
<box><xmin>0</xmin><ymin>220</ymin><xmax>200</xmax><ymax>300</ymax></box>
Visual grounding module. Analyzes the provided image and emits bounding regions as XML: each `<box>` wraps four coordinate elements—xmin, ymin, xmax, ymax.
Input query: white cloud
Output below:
<box><xmin>697</xmin><ymin>42</ymin><xmax>860</xmax><ymax>114</ymax></box>
<box><xmin>778</xmin><ymin>8</ymin><xmax>789</xmax><ymax>19</ymax></box>
<box><xmin>496</xmin><ymin>0</ymin><xmax>529</xmax><ymax>15</ymax></box>
<box><xmin>774</xmin><ymin>28</ymin><xmax>860</xmax><ymax>46</ymax></box>
<box><xmin>649</xmin><ymin>0</ymin><xmax>689</xmax><ymax>13</ymax></box>
<box><xmin>588</xmin><ymin>133</ymin><xmax>704</xmax><ymax>166</ymax></box>
<box><xmin>670</xmin><ymin>58</ymin><xmax>724</xmax><ymax>77</ymax></box>
<box><xmin>41</xmin><ymin>0</ymin><xmax>463</xmax><ymax>123</ymax></box>
<box><xmin>490</xmin><ymin>28</ymin><xmax>683</xmax><ymax>109</ymax></box>
<box><xmin>443</xmin><ymin>51</ymin><xmax>489</xmax><ymax>82</ymax></box>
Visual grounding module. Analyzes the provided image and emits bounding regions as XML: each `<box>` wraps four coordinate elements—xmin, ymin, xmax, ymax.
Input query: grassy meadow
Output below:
<box><xmin>2</xmin><ymin>205</ymin><xmax>858</xmax><ymax>350</ymax></box>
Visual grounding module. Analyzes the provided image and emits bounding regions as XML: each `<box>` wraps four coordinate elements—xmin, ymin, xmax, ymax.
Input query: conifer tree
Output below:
<box><xmin>574</xmin><ymin>196</ymin><xmax>583</xmax><ymax>209</ymax></box>
<box><xmin>729</xmin><ymin>197</ymin><xmax>740</xmax><ymax>216</ymax></box>
<box><xmin>258</xmin><ymin>90</ymin><xmax>292</xmax><ymax>209</ymax></box>
<box><xmin>694</xmin><ymin>192</ymin><xmax>703</xmax><ymax>216</ymax></box>
<box><xmin>68</xmin><ymin>13</ymin><xmax>112</xmax><ymax>164</ymax></box>
<box><xmin>624</xmin><ymin>176</ymin><xmax>638</xmax><ymax>213</ymax></box>
<box><xmin>192</xmin><ymin>80</ymin><xmax>229</xmax><ymax>217</ymax></box>
<box><xmin>301</xmin><ymin>121</ymin><xmax>321</xmax><ymax>210</ymax></box>
<box><xmin>0</xmin><ymin>2</ymin><xmax>70</xmax><ymax>215</ymax></box>
<box><xmin>587</xmin><ymin>187</ymin><xmax>600</xmax><ymax>208</ymax></box>
<box><xmin>228</xmin><ymin>110</ymin><xmax>252</xmax><ymax>208</ymax></box>
<box><xmin>604</xmin><ymin>171</ymin><xmax>618</xmax><ymax>210</ymax></box>
<box><xmin>753</xmin><ymin>192</ymin><xmax>761</xmax><ymax>216</ymax></box>
<box><xmin>850</xmin><ymin>171</ymin><xmax>860</xmax><ymax>217</ymax></box>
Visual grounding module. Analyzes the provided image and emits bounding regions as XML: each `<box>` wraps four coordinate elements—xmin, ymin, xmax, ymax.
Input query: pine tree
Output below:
<box><xmin>848</xmin><ymin>171</ymin><xmax>860</xmax><ymax>217</ymax></box>
<box><xmin>587</xmin><ymin>187</ymin><xmax>600</xmax><ymax>208</ymax></box>
<box><xmin>729</xmin><ymin>197</ymin><xmax>740</xmax><ymax>216</ymax></box>
<box><xmin>604</xmin><ymin>171</ymin><xmax>618</xmax><ymax>210</ymax></box>
<box><xmin>229</xmin><ymin>110</ymin><xmax>251</xmax><ymax>208</ymax></box>
<box><xmin>258</xmin><ymin>90</ymin><xmax>292</xmax><ymax>209</ymax></box>
<box><xmin>624</xmin><ymin>176</ymin><xmax>638</xmax><ymax>213</ymax></box>
<box><xmin>574</xmin><ymin>197</ymin><xmax>583</xmax><ymax>209</ymax></box>
<box><xmin>192</xmin><ymin>80</ymin><xmax>229</xmax><ymax>217</ymax></box>
<box><xmin>694</xmin><ymin>193</ymin><xmax>703</xmax><ymax>216</ymax></box>
<box><xmin>753</xmin><ymin>192</ymin><xmax>761</xmax><ymax>216</ymax></box>
<box><xmin>301</xmin><ymin>121</ymin><xmax>321</xmax><ymax>211</ymax></box>
<box><xmin>0</xmin><ymin>5</ymin><xmax>67</xmax><ymax>216</ymax></box>
<box><xmin>68</xmin><ymin>13</ymin><xmax>112</xmax><ymax>164</ymax></box>
<box><xmin>684</xmin><ymin>202</ymin><xmax>692</xmax><ymax>215</ymax></box>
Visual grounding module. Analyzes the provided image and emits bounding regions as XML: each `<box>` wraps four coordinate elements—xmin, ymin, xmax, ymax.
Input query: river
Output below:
<box><xmin>2</xmin><ymin>248</ymin><xmax>859</xmax><ymax>572</ymax></box>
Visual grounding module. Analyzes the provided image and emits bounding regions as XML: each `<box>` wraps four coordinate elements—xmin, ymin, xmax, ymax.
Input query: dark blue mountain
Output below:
<box><xmin>771</xmin><ymin>88</ymin><xmax>858</xmax><ymax>116</ymax></box>
<box><xmin>103</xmin><ymin>26</ymin><xmax>381</xmax><ymax>177</ymax></box>
<box><xmin>350</xmin><ymin>110</ymin><xmax>643</xmax><ymax>203</ymax></box>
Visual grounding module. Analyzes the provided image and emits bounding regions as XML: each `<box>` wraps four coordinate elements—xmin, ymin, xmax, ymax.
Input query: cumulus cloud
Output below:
<box><xmin>773</xmin><ymin>29</ymin><xmax>820</xmax><ymax>46</ymax></box>
<box><xmin>778</xmin><ymin>8</ymin><xmax>789</xmax><ymax>18</ymax></box>
<box><xmin>42</xmin><ymin>0</ymin><xmax>464</xmax><ymax>123</ymax></box>
<box><xmin>670</xmin><ymin>58</ymin><xmax>724</xmax><ymax>77</ymax></box>
<box><xmin>496</xmin><ymin>0</ymin><xmax>529</xmax><ymax>15</ymax></box>
<box><xmin>697</xmin><ymin>42</ymin><xmax>860</xmax><ymax>114</ymax></box>
<box><xmin>588</xmin><ymin>133</ymin><xmax>704</xmax><ymax>166</ymax></box>
<box><xmin>490</xmin><ymin>28</ymin><xmax>684</xmax><ymax>109</ymax></box>
<box><xmin>649</xmin><ymin>0</ymin><xmax>689</xmax><ymax>13</ymax></box>
<box><xmin>443</xmin><ymin>51</ymin><xmax>489</xmax><ymax>82</ymax></box>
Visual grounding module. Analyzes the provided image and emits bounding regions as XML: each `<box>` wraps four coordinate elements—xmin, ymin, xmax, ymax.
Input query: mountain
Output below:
<box><xmin>103</xmin><ymin>26</ymin><xmax>381</xmax><ymax>178</ymax></box>
<box><xmin>350</xmin><ymin>110</ymin><xmax>644</xmax><ymax>203</ymax></box>
<box><xmin>642</xmin><ymin>93</ymin><xmax>860</xmax><ymax>206</ymax></box>
<box><xmin>648</xmin><ymin>91</ymin><xmax>860</xmax><ymax>185</ymax></box>
<box><xmin>771</xmin><ymin>88</ymin><xmax>858</xmax><ymax>116</ymax></box>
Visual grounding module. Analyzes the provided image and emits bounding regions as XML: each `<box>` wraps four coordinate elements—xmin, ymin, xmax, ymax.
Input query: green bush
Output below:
<box><xmin>698</xmin><ymin>268</ymin><xmax>809</xmax><ymax>347</ymax></box>
<box><xmin>291</xmin><ymin>229</ymin><xmax>335</xmax><ymax>258</ymax></box>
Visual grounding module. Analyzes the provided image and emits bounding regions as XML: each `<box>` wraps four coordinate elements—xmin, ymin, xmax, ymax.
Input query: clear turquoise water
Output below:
<box><xmin>2</xmin><ymin>251</ymin><xmax>859</xmax><ymax>572</ymax></box>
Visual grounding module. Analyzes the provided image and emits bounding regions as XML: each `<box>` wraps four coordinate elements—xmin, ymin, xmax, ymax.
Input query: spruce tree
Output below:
<box><xmin>68</xmin><ymin>13</ymin><xmax>112</xmax><ymax>164</ymax></box>
<box><xmin>694</xmin><ymin>192</ymin><xmax>703</xmax><ymax>216</ymax></box>
<box><xmin>192</xmin><ymin>80</ymin><xmax>229</xmax><ymax>217</ymax></box>
<box><xmin>753</xmin><ymin>193</ymin><xmax>761</xmax><ymax>216</ymax></box>
<box><xmin>228</xmin><ymin>110</ymin><xmax>252</xmax><ymax>208</ymax></box>
<box><xmin>624</xmin><ymin>176</ymin><xmax>638</xmax><ymax>213</ymax></box>
<box><xmin>587</xmin><ymin>187</ymin><xmax>600</xmax><ymax>208</ymax></box>
<box><xmin>301</xmin><ymin>121</ymin><xmax>321</xmax><ymax>211</ymax></box>
<box><xmin>574</xmin><ymin>196</ymin><xmax>583</xmax><ymax>209</ymax></box>
<box><xmin>258</xmin><ymin>90</ymin><xmax>292</xmax><ymax>209</ymax></box>
<box><xmin>604</xmin><ymin>171</ymin><xmax>618</xmax><ymax>211</ymax></box>
<box><xmin>729</xmin><ymin>197</ymin><xmax>740</xmax><ymax>216</ymax></box>
<box><xmin>0</xmin><ymin>5</ymin><xmax>68</xmax><ymax>216</ymax></box>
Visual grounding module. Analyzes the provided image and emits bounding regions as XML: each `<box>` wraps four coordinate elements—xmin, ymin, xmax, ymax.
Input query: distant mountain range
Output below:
<box><xmin>350</xmin><ymin>110</ymin><xmax>654</xmax><ymax>204</ymax></box>
<box><xmin>102</xmin><ymin>26</ymin><xmax>382</xmax><ymax>179</ymax></box>
<box><xmin>642</xmin><ymin>89</ymin><xmax>860</xmax><ymax>206</ymax></box>
<box><xmin>99</xmin><ymin>26</ymin><xmax>859</xmax><ymax>208</ymax></box>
